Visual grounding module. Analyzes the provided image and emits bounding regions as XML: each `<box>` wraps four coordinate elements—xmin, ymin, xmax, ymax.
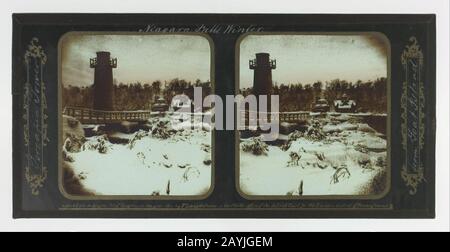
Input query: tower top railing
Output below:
<box><xmin>109</xmin><ymin>58</ymin><xmax>117</xmax><ymax>68</ymax></box>
<box><xmin>249</xmin><ymin>59</ymin><xmax>276</xmax><ymax>69</ymax></box>
<box><xmin>89</xmin><ymin>58</ymin><xmax>97</xmax><ymax>68</ymax></box>
<box><xmin>270</xmin><ymin>59</ymin><xmax>276</xmax><ymax>69</ymax></box>
<box><xmin>89</xmin><ymin>57</ymin><xmax>117</xmax><ymax>68</ymax></box>
<box><xmin>249</xmin><ymin>59</ymin><xmax>257</xmax><ymax>69</ymax></box>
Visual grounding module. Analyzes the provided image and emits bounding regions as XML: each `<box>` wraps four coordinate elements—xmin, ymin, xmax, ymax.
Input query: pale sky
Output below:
<box><xmin>61</xmin><ymin>34</ymin><xmax>211</xmax><ymax>87</ymax></box>
<box><xmin>239</xmin><ymin>34</ymin><xmax>388</xmax><ymax>88</ymax></box>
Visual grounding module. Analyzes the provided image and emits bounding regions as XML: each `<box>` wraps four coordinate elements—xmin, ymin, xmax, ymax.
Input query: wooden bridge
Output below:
<box><xmin>64</xmin><ymin>106</ymin><xmax>313</xmax><ymax>125</ymax></box>
<box><xmin>63</xmin><ymin>106</ymin><xmax>154</xmax><ymax>124</ymax></box>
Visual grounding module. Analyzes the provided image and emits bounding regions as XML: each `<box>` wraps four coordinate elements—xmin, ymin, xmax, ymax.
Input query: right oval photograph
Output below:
<box><xmin>236</xmin><ymin>33</ymin><xmax>391</xmax><ymax>199</ymax></box>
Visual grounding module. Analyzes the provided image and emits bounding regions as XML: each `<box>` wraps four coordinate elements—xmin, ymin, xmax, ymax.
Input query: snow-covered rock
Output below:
<box><xmin>357</xmin><ymin>123</ymin><xmax>376</xmax><ymax>133</ymax></box>
<box><xmin>241</xmin><ymin>138</ymin><xmax>269</xmax><ymax>156</ymax></box>
<box><xmin>63</xmin><ymin>115</ymin><xmax>84</xmax><ymax>139</ymax></box>
<box><xmin>82</xmin><ymin>135</ymin><xmax>112</xmax><ymax>154</ymax></box>
<box><xmin>323</xmin><ymin>122</ymin><xmax>357</xmax><ymax>133</ymax></box>
<box><xmin>62</xmin><ymin>115</ymin><xmax>85</xmax><ymax>153</ymax></box>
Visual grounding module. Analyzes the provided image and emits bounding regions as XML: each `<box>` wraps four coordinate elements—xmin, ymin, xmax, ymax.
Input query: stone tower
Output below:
<box><xmin>249</xmin><ymin>52</ymin><xmax>276</xmax><ymax>108</ymax></box>
<box><xmin>90</xmin><ymin>51</ymin><xmax>117</xmax><ymax>111</ymax></box>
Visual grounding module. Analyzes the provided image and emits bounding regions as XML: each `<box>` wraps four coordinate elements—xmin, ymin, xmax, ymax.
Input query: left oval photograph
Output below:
<box><xmin>58</xmin><ymin>32</ymin><xmax>214</xmax><ymax>200</ymax></box>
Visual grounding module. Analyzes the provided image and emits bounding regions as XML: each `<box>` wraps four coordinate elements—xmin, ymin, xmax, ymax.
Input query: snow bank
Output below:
<box><xmin>240</xmin><ymin>114</ymin><xmax>387</xmax><ymax>196</ymax></box>
<box><xmin>66</xmin><ymin>115</ymin><xmax>212</xmax><ymax>196</ymax></box>
<box><xmin>323</xmin><ymin>122</ymin><xmax>358</xmax><ymax>133</ymax></box>
<box><xmin>171</xmin><ymin>120</ymin><xmax>212</xmax><ymax>131</ymax></box>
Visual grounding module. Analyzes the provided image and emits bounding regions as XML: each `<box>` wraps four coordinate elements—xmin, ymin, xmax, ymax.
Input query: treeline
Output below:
<box><xmin>62</xmin><ymin>78</ymin><xmax>211</xmax><ymax>111</ymax></box>
<box><xmin>240</xmin><ymin>78</ymin><xmax>387</xmax><ymax>113</ymax></box>
<box><xmin>63</xmin><ymin>77</ymin><xmax>386</xmax><ymax>112</ymax></box>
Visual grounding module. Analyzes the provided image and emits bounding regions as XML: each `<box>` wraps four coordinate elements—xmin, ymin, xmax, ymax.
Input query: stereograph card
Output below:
<box><xmin>12</xmin><ymin>14</ymin><xmax>435</xmax><ymax>218</ymax></box>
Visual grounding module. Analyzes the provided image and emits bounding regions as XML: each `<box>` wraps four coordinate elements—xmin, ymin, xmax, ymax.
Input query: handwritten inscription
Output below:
<box><xmin>401</xmin><ymin>36</ymin><xmax>425</xmax><ymax>195</ymax></box>
<box><xmin>406</xmin><ymin>58</ymin><xmax>421</xmax><ymax>173</ymax></box>
<box><xmin>138</xmin><ymin>24</ymin><xmax>264</xmax><ymax>34</ymax></box>
<box><xmin>23</xmin><ymin>38</ymin><xmax>48</xmax><ymax>195</ymax></box>
<box><xmin>28</xmin><ymin>58</ymin><xmax>43</xmax><ymax>174</ymax></box>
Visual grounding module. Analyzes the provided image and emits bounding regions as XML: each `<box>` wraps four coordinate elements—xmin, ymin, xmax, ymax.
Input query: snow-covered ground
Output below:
<box><xmin>239</xmin><ymin>114</ymin><xmax>387</xmax><ymax>196</ymax></box>
<box><xmin>64</xmin><ymin>115</ymin><xmax>212</xmax><ymax>196</ymax></box>
<box><xmin>63</xmin><ymin>111</ymin><xmax>386</xmax><ymax>197</ymax></box>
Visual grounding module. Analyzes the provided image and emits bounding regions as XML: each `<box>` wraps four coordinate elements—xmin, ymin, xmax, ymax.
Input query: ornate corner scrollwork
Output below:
<box><xmin>23</xmin><ymin>38</ymin><xmax>49</xmax><ymax>196</ymax></box>
<box><xmin>400</xmin><ymin>37</ymin><xmax>425</xmax><ymax>195</ymax></box>
<box><xmin>25</xmin><ymin>167</ymin><xmax>48</xmax><ymax>196</ymax></box>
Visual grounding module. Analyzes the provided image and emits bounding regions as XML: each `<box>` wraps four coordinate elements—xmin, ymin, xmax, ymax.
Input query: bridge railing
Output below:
<box><xmin>63</xmin><ymin>106</ymin><xmax>152</xmax><ymax>123</ymax></box>
<box><xmin>238</xmin><ymin>110</ymin><xmax>310</xmax><ymax>126</ymax></box>
<box><xmin>278</xmin><ymin>111</ymin><xmax>310</xmax><ymax>122</ymax></box>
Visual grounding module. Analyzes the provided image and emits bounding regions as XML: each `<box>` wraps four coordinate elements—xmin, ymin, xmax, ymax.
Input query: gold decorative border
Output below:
<box><xmin>400</xmin><ymin>37</ymin><xmax>425</xmax><ymax>195</ymax></box>
<box><xmin>23</xmin><ymin>38</ymin><xmax>49</xmax><ymax>195</ymax></box>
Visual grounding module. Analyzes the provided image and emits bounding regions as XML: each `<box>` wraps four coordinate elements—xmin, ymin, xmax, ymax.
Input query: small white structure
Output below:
<box><xmin>311</xmin><ymin>98</ymin><xmax>330</xmax><ymax>112</ymax></box>
<box><xmin>334</xmin><ymin>94</ymin><xmax>356</xmax><ymax>113</ymax></box>
<box><xmin>170</xmin><ymin>95</ymin><xmax>193</xmax><ymax>112</ymax></box>
<box><xmin>151</xmin><ymin>96</ymin><xmax>169</xmax><ymax>112</ymax></box>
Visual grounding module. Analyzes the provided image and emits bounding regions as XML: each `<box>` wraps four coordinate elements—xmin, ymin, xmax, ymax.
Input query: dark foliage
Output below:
<box><xmin>359</xmin><ymin>168</ymin><xmax>387</xmax><ymax>195</ymax></box>
<box><xmin>241</xmin><ymin>78</ymin><xmax>387</xmax><ymax>113</ymax></box>
<box><xmin>62</xmin><ymin>79</ymin><xmax>211</xmax><ymax>110</ymax></box>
